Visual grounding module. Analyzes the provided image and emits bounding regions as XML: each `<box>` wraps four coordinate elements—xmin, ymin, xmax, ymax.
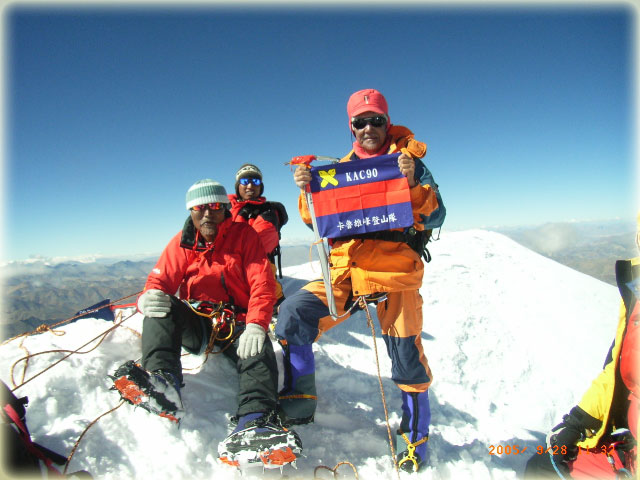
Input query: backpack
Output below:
<box><xmin>406</xmin><ymin>159</ymin><xmax>446</xmax><ymax>262</ymax></box>
<box><xmin>344</xmin><ymin>145</ymin><xmax>445</xmax><ymax>263</ymax></box>
<box><xmin>1</xmin><ymin>380</ymin><xmax>91</xmax><ymax>478</ymax></box>
<box><xmin>237</xmin><ymin>201</ymin><xmax>289</xmax><ymax>278</ymax></box>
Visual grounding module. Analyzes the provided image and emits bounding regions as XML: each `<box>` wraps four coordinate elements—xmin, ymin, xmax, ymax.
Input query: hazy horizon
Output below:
<box><xmin>4</xmin><ymin>6</ymin><xmax>636</xmax><ymax>262</ymax></box>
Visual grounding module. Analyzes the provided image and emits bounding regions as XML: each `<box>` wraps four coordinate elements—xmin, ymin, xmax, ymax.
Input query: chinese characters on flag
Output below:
<box><xmin>307</xmin><ymin>153</ymin><xmax>414</xmax><ymax>239</ymax></box>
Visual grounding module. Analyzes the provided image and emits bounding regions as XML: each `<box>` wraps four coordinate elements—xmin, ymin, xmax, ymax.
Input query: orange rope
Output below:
<box><xmin>63</xmin><ymin>400</ymin><xmax>125</xmax><ymax>475</ymax></box>
<box><xmin>10</xmin><ymin>310</ymin><xmax>137</xmax><ymax>392</ymax></box>
<box><xmin>359</xmin><ymin>297</ymin><xmax>401</xmax><ymax>479</ymax></box>
<box><xmin>314</xmin><ymin>461</ymin><xmax>359</xmax><ymax>479</ymax></box>
<box><xmin>308</xmin><ymin>238</ymin><xmax>325</xmax><ymax>271</ymax></box>
<box><xmin>1</xmin><ymin>292</ymin><xmax>143</xmax><ymax>475</ymax></box>
<box><xmin>114</xmin><ymin>309</ymin><xmax>142</xmax><ymax>338</ymax></box>
<box><xmin>3</xmin><ymin>292</ymin><xmax>246</xmax><ymax>476</ymax></box>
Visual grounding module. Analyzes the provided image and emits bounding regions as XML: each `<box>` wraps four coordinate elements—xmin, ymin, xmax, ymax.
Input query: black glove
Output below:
<box><xmin>239</xmin><ymin>204</ymin><xmax>280</xmax><ymax>228</ymax></box>
<box><xmin>259</xmin><ymin>208</ymin><xmax>280</xmax><ymax>229</ymax></box>
<box><xmin>237</xmin><ymin>205</ymin><xmax>261</xmax><ymax>220</ymax></box>
<box><xmin>550</xmin><ymin>419</ymin><xmax>581</xmax><ymax>462</ymax></box>
<box><xmin>549</xmin><ymin>406</ymin><xmax>601</xmax><ymax>464</ymax></box>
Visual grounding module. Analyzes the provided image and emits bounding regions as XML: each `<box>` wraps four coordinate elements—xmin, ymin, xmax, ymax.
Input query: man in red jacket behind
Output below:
<box><xmin>228</xmin><ymin>163</ymin><xmax>287</xmax><ymax>315</ymax></box>
<box><xmin>136</xmin><ymin>178</ymin><xmax>301</xmax><ymax>466</ymax></box>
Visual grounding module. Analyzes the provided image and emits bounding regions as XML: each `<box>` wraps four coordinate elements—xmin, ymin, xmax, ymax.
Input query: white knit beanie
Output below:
<box><xmin>185</xmin><ymin>179</ymin><xmax>229</xmax><ymax>210</ymax></box>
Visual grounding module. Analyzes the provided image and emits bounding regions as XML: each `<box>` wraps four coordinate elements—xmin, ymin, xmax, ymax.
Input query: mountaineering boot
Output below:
<box><xmin>218</xmin><ymin>411</ymin><xmax>302</xmax><ymax>468</ymax></box>
<box><xmin>110</xmin><ymin>360</ymin><xmax>183</xmax><ymax>423</ymax></box>
<box><xmin>396</xmin><ymin>390</ymin><xmax>430</xmax><ymax>473</ymax></box>
<box><xmin>277</xmin><ymin>343</ymin><xmax>317</xmax><ymax>426</ymax></box>
<box><xmin>148</xmin><ymin>369</ymin><xmax>183</xmax><ymax>413</ymax></box>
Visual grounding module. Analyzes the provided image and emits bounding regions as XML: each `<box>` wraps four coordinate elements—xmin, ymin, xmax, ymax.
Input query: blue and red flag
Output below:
<box><xmin>307</xmin><ymin>153</ymin><xmax>414</xmax><ymax>239</ymax></box>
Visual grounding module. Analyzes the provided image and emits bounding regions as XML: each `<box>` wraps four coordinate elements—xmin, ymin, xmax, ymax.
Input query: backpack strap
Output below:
<box><xmin>239</xmin><ymin>201</ymin><xmax>288</xmax><ymax>278</ymax></box>
<box><xmin>2</xmin><ymin>403</ymin><xmax>65</xmax><ymax>475</ymax></box>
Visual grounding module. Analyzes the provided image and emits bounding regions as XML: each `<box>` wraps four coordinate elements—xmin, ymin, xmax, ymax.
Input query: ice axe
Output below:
<box><xmin>289</xmin><ymin>155</ymin><xmax>341</xmax><ymax>319</ymax></box>
<box><xmin>287</xmin><ymin>155</ymin><xmax>341</xmax><ymax>167</ymax></box>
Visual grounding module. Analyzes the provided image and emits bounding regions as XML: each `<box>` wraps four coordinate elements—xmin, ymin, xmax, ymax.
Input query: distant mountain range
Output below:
<box><xmin>1</xmin><ymin>259</ymin><xmax>157</xmax><ymax>340</ymax></box>
<box><xmin>0</xmin><ymin>248</ymin><xmax>318</xmax><ymax>341</ymax></box>
<box><xmin>494</xmin><ymin>219</ymin><xmax>636</xmax><ymax>287</ymax></box>
<box><xmin>1</xmin><ymin>220</ymin><xmax>635</xmax><ymax>340</ymax></box>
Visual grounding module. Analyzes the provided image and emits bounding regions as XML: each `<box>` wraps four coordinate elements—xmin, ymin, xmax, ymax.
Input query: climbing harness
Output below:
<box><xmin>180</xmin><ymin>300</ymin><xmax>243</xmax><ymax>370</ymax></box>
<box><xmin>606</xmin><ymin>430</ymin><xmax>636</xmax><ymax>479</ymax></box>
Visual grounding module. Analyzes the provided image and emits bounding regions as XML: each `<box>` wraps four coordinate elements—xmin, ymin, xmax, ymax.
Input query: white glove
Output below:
<box><xmin>138</xmin><ymin>289</ymin><xmax>171</xmax><ymax>318</ymax></box>
<box><xmin>237</xmin><ymin>323</ymin><xmax>266</xmax><ymax>360</ymax></box>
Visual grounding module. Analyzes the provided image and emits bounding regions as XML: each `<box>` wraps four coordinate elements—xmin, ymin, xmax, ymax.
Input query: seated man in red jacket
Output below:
<box><xmin>135</xmin><ymin>178</ymin><xmax>301</xmax><ymax>466</ymax></box>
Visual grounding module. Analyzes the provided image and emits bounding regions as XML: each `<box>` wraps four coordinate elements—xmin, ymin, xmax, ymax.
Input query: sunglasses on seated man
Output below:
<box><xmin>190</xmin><ymin>202</ymin><xmax>225</xmax><ymax>212</ymax></box>
<box><xmin>351</xmin><ymin>115</ymin><xmax>388</xmax><ymax>130</ymax></box>
<box><xmin>238</xmin><ymin>177</ymin><xmax>262</xmax><ymax>186</ymax></box>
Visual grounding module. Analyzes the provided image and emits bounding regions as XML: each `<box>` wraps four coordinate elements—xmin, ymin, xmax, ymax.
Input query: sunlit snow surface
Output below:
<box><xmin>0</xmin><ymin>230</ymin><xmax>620</xmax><ymax>479</ymax></box>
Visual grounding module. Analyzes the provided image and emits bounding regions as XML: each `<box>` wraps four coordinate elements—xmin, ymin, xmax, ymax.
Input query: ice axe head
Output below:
<box><xmin>290</xmin><ymin>155</ymin><xmax>316</xmax><ymax>166</ymax></box>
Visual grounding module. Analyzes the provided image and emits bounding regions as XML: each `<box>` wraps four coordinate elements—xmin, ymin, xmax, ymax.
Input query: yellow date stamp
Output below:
<box><xmin>488</xmin><ymin>445</ymin><xmax>528</xmax><ymax>455</ymax></box>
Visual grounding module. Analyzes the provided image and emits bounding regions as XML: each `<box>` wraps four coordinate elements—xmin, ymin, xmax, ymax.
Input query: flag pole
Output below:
<box><xmin>304</xmin><ymin>185</ymin><xmax>339</xmax><ymax>319</ymax></box>
<box><xmin>290</xmin><ymin>154</ymin><xmax>341</xmax><ymax>320</ymax></box>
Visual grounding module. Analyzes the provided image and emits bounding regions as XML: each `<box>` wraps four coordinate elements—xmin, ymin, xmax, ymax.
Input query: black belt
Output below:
<box><xmin>331</xmin><ymin>228</ymin><xmax>431</xmax><ymax>263</ymax></box>
<box><xmin>332</xmin><ymin>230</ymin><xmax>407</xmax><ymax>244</ymax></box>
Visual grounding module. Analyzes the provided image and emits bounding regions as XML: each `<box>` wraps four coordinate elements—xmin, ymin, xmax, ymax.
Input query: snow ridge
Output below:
<box><xmin>0</xmin><ymin>230</ymin><xmax>619</xmax><ymax>479</ymax></box>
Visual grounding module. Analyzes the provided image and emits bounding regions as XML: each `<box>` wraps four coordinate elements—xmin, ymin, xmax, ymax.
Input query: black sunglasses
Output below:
<box><xmin>239</xmin><ymin>177</ymin><xmax>262</xmax><ymax>186</ymax></box>
<box><xmin>351</xmin><ymin>115</ymin><xmax>387</xmax><ymax>130</ymax></box>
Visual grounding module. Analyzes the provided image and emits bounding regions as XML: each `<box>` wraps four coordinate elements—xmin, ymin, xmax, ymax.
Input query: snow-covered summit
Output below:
<box><xmin>0</xmin><ymin>229</ymin><xmax>620</xmax><ymax>479</ymax></box>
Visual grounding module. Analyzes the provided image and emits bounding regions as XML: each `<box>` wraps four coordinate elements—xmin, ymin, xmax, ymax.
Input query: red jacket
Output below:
<box><xmin>143</xmin><ymin>216</ymin><xmax>276</xmax><ymax>330</ymax></box>
<box><xmin>620</xmin><ymin>277</ymin><xmax>639</xmax><ymax>442</ymax></box>
<box><xmin>228</xmin><ymin>194</ymin><xmax>280</xmax><ymax>255</ymax></box>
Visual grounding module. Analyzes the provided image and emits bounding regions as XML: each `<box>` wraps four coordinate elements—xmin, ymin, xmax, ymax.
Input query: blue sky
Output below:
<box><xmin>2</xmin><ymin>3</ymin><xmax>637</xmax><ymax>261</ymax></box>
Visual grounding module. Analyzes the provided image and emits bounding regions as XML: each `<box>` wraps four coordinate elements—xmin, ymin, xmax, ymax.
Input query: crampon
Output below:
<box><xmin>218</xmin><ymin>411</ymin><xmax>302</xmax><ymax>471</ymax></box>
<box><xmin>109</xmin><ymin>360</ymin><xmax>183</xmax><ymax>424</ymax></box>
<box><xmin>219</xmin><ymin>446</ymin><xmax>300</xmax><ymax>471</ymax></box>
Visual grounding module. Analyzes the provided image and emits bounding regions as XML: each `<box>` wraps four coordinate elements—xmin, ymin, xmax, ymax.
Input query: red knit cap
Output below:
<box><xmin>347</xmin><ymin>89</ymin><xmax>389</xmax><ymax>118</ymax></box>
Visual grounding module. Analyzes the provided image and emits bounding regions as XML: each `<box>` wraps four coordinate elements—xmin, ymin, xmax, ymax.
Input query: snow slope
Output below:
<box><xmin>0</xmin><ymin>230</ymin><xmax>621</xmax><ymax>479</ymax></box>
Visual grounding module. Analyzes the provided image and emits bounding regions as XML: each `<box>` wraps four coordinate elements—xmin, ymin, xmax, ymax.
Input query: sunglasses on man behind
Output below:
<box><xmin>239</xmin><ymin>177</ymin><xmax>262</xmax><ymax>186</ymax></box>
<box><xmin>351</xmin><ymin>115</ymin><xmax>387</xmax><ymax>130</ymax></box>
<box><xmin>190</xmin><ymin>202</ymin><xmax>225</xmax><ymax>212</ymax></box>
